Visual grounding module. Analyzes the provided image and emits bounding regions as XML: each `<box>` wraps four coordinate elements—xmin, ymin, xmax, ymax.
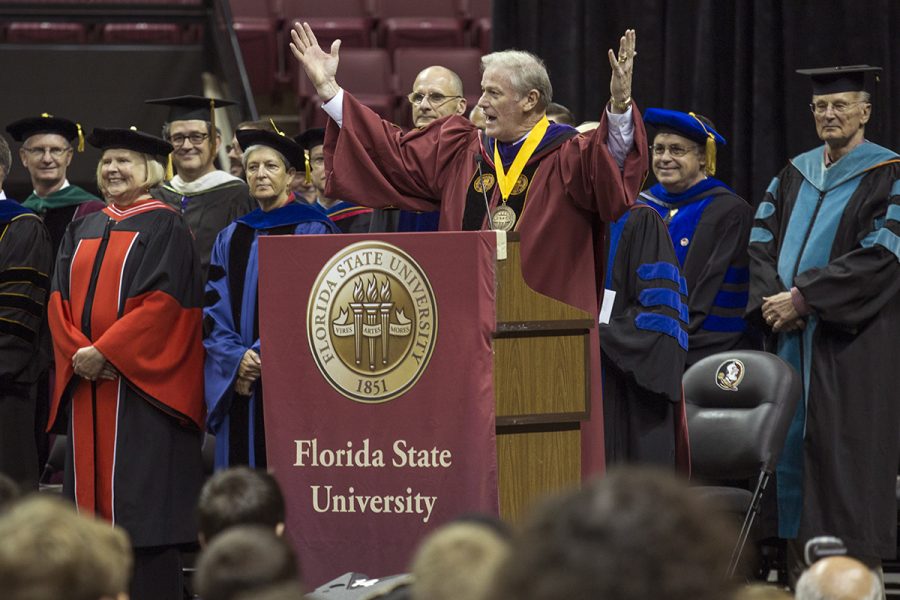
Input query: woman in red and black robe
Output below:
<box><xmin>48</xmin><ymin>128</ymin><xmax>205</xmax><ymax>600</ymax></box>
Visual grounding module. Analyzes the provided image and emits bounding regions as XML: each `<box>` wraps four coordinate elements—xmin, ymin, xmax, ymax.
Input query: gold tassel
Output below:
<box><xmin>76</xmin><ymin>123</ymin><xmax>85</xmax><ymax>153</ymax></box>
<box><xmin>304</xmin><ymin>149</ymin><xmax>312</xmax><ymax>184</ymax></box>
<box><xmin>705</xmin><ymin>136</ymin><xmax>716</xmax><ymax>176</ymax></box>
<box><xmin>269</xmin><ymin>118</ymin><xmax>285</xmax><ymax>137</ymax></box>
<box><xmin>166</xmin><ymin>153</ymin><xmax>174</xmax><ymax>181</ymax></box>
<box><xmin>689</xmin><ymin>112</ymin><xmax>716</xmax><ymax>176</ymax></box>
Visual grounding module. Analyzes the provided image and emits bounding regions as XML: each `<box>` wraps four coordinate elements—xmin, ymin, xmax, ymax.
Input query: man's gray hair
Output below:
<box><xmin>0</xmin><ymin>135</ymin><xmax>10</xmax><ymax>183</ymax></box>
<box><xmin>481</xmin><ymin>50</ymin><xmax>553</xmax><ymax>111</ymax></box>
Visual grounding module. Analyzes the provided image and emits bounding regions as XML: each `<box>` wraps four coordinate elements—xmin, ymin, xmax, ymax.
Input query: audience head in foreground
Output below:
<box><xmin>195</xmin><ymin>525</ymin><xmax>300</xmax><ymax>600</ymax></box>
<box><xmin>409</xmin><ymin>519</ymin><xmax>511</xmax><ymax>600</ymax></box>
<box><xmin>197</xmin><ymin>466</ymin><xmax>287</xmax><ymax>546</ymax></box>
<box><xmin>0</xmin><ymin>495</ymin><xmax>132</xmax><ymax>600</ymax></box>
<box><xmin>795</xmin><ymin>556</ymin><xmax>880</xmax><ymax>600</ymax></box>
<box><xmin>491</xmin><ymin>467</ymin><xmax>737</xmax><ymax>600</ymax></box>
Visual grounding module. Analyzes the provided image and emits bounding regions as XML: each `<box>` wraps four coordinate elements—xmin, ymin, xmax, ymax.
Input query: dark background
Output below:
<box><xmin>495</xmin><ymin>0</ymin><xmax>900</xmax><ymax>203</ymax></box>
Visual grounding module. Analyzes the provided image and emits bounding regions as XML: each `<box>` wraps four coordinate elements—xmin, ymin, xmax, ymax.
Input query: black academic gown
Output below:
<box><xmin>0</xmin><ymin>202</ymin><xmax>52</xmax><ymax>489</ymax></box>
<box><xmin>600</xmin><ymin>204</ymin><xmax>688</xmax><ymax>467</ymax></box>
<box><xmin>747</xmin><ymin>142</ymin><xmax>900</xmax><ymax>559</ymax></box>
<box><xmin>154</xmin><ymin>175</ymin><xmax>255</xmax><ymax>279</ymax></box>
<box><xmin>642</xmin><ymin>179</ymin><xmax>757</xmax><ymax>366</ymax></box>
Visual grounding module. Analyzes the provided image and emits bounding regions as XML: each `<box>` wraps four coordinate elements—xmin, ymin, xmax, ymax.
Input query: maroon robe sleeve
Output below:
<box><xmin>323</xmin><ymin>92</ymin><xmax>481</xmax><ymax>212</ymax></box>
<box><xmin>555</xmin><ymin>104</ymin><xmax>648</xmax><ymax>222</ymax></box>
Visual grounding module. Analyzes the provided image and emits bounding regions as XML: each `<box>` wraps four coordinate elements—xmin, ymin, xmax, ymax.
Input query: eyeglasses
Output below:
<box><xmin>22</xmin><ymin>146</ymin><xmax>71</xmax><ymax>159</ymax></box>
<box><xmin>809</xmin><ymin>101</ymin><xmax>866</xmax><ymax>115</ymax></box>
<box><xmin>650</xmin><ymin>144</ymin><xmax>698</xmax><ymax>158</ymax></box>
<box><xmin>407</xmin><ymin>92</ymin><xmax>463</xmax><ymax>107</ymax></box>
<box><xmin>169</xmin><ymin>132</ymin><xmax>210</xmax><ymax>147</ymax></box>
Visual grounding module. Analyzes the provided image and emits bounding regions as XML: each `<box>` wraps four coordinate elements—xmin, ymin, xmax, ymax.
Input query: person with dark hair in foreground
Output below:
<box><xmin>194</xmin><ymin>525</ymin><xmax>301</xmax><ymax>600</ymax></box>
<box><xmin>490</xmin><ymin>468</ymin><xmax>737</xmax><ymax>600</ymax></box>
<box><xmin>197</xmin><ymin>466</ymin><xmax>287</xmax><ymax>545</ymax></box>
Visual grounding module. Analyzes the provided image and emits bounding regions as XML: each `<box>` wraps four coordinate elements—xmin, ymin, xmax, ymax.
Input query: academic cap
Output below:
<box><xmin>88</xmin><ymin>127</ymin><xmax>174</xmax><ymax>160</ymax></box>
<box><xmin>293</xmin><ymin>128</ymin><xmax>326</xmax><ymax>184</ymax></box>
<box><xmin>237</xmin><ymin>129</ymin><xmax>304</xmax><ymax>170</ymax></box>
<box><xmin>796</xmin><ymin>65</ymin><xmax>881</xmax><ymax>95</ymax></box>
<box><xmin>6</xmin><ymin>113</ymin><xmax>85</xmax><ymax>151</ymax></box>
<box><xmin>294</xmin><ymin>128</ymin><xmax>326</xmax><ymax>151</ymax></box>
<box><xmin>144</xmin><ymin>95</ymin><xmax>237</xmax><ymax>125</ymax></box>
<box><xmin>644</xmin><ymin>108</ymin><xmax>726</xmax><ymax>176</ymax></box>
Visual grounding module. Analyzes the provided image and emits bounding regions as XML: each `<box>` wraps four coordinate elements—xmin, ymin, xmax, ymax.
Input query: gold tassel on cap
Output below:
<box><xmin>269</xmin><ymin>118</ymin><xmax>286</xmax><ymax>137</ymax></box>
<box><xmin>76</xmin><ymin>122</ymin><xmax>85</xmax><ymax>153</ymax></box>
<box><xmin>166</xmin><ymin>153</ymin><xmax>174</xmax><ymax>181</ymax></box>
<box><xmin>688</xmin><ymin>112</ymin><xmax>716</xmax><ymax>176</ymax></box>
<box><xmin>304</xmin><ymin>149</ymin><xmax>312</xmax><ymax>184</ymax></box>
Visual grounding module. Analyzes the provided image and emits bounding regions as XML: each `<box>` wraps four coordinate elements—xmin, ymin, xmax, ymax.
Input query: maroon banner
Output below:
<box><xmin>259</xmin><ymin>232</ymin><xmax>499</xmax><ymax>585</ymax></box>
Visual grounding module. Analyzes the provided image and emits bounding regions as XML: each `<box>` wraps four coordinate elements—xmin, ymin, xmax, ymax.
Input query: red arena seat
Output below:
<box><xmin>101</xmin><ymin>23</ymin><xmax>183</xmax><ymax>44</ymax></box>
<box><xmin>283</xmin><ymin>0</ymin><xmax>374</xmax><ymax>48</ymax></box>
<box><xmin>298</xmin><ymin>47</ymin><xmax>394</xmax><ymax>128</ymax></box>
<box><xmin>233</xmin><ymin>17</ymin><xmax>279</xmax><ymax>95</ymax></box>
<box><xmin>375</xmin><ymin>0</ymin><xmax>466</xmax><ymax>51</ymax></box>
<box><xmin>6</xmin><ymin>22</ymin><xmax>88</xmax><ymax>43</ymax></box>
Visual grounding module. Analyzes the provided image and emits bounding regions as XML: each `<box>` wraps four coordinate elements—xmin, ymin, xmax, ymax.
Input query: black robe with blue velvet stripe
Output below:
<box><xmin>747</xmin><ymin>141</ymin><xmax>900</xmax><ymax>559</ymax></box>
<box><xmin>641</xmin><ymin>178</ymin><xmax>758</xmax><ymax>366</ymax></box>
<box><xmin>0</xmin><ymin>201</ymin><xmax>52</xmax><ymax>489</ymax></box>
<box><xmin>600</xmin><ymin>203</ymin><xmax>688</xmax><ymax>466</ymax></box>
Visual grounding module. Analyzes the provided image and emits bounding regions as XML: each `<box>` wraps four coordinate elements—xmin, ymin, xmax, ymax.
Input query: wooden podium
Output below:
<box><xmin>493</xmin><ymin>233</ymin><xmax>594</xmax><ymax>521</ymax></box>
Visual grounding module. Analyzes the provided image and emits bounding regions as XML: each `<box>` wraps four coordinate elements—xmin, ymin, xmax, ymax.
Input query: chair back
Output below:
<box><xmin>683</xmin><ymin>350</ymin><xmax>800</xmax><ymax>481</ymax></box>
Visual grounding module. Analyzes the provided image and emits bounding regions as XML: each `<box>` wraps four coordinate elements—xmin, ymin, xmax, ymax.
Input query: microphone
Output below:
<box><xmin>473</xmin><ymin>153</ymin><xmax>495</xmax><ymax>230</ymax></box>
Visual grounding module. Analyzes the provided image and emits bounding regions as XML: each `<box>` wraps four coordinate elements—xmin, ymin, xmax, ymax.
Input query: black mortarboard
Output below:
<box><xmin>237</xmin><ymin>129</ymin><xmax>304</xmax><ymax>170</ymax></box>
<box><xmin>88</xmin><ymin>127</ymin><xmax>174</xmax><ymax>160</ymax></box>
<box><xmin>6</xmin><ymin>112</ymin><xmax>85</xmax><ymax>151</ymax></box>
<box><xmin>796</xmin><ymin>65</ymin><xmax>882</xmax><ymax>95</ymax></box>
<box><xmin>293</xmin><ymin>128</ymin><xmax>326</xmax><ymax>184</ymax></box>
<box><xmin>294</xmin><ymin>128</ymin><xmax>326</xmax><ymax>151</ymax></box>
<box><xmin>144</xmin><ymin>95</ymin><xmax>237</xmax><ymax>125</ymax></box>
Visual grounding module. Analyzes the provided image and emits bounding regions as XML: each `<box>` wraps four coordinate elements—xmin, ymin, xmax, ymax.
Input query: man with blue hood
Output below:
<box><xmin>640</xmin><ymin>108</ymin><xmax>756</xmax><ymax>366</ymax></box>
<box><xmin>748</xmin><ymin>64</ymin><xmax>900</xmax><ymax>574</ymax></box>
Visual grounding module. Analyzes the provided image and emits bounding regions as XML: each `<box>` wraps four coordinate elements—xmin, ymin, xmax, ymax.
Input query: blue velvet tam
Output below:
<box><xmin>643</xmin><ymin>108</ymin><xmax>726</xmax><ymax>146</ymax></box>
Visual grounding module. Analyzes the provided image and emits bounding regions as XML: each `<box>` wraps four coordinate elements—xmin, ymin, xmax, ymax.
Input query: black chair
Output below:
<box><xmin>683</xmin><ymin>350</ymin><xmax>800</xmax><ymax>576</ymax></box>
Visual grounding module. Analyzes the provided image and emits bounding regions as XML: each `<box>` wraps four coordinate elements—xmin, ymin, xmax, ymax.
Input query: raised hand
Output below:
<box><xmin>290</xmin><ymin>22</ymin><xmax>342</xmax><ymax>101</ymax></box>
<box><xmin>607</xmin><ymin>29</ymin><xmax>636</xmax><ymax>113</ymax></box>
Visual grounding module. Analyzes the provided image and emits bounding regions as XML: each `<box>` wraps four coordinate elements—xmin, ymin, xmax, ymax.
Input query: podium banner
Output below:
<box><xmin>259</xmin><ymin>232</ymin><xmax>500</xmax><ymax>585</ymax></box>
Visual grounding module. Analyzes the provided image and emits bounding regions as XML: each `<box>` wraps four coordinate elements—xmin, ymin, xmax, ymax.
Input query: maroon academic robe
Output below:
<box><xmin>324</xmin><ymin>93</ymin><xmax>648</xmax><ymax>475</ymax></box>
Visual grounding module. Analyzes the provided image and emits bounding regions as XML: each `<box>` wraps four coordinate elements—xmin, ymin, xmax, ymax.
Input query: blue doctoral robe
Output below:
<box><xmin>641</xmin><ymin>178</ymin><xmax>757</xmax><ymax>366</ymax></box>
<box><xmin>600</xmin><ymin>202</ymin><xmax>689</xmax><ymax>467</ymax></box>
<box><xmin>203</xmin><ymin>202</ymin><xmax>338</xmax><ymax>469</ymax></box>
<box><xmin>748</xmin><ymin>141</ymin><xmax>900</xmax><ymax>558</ymax></box>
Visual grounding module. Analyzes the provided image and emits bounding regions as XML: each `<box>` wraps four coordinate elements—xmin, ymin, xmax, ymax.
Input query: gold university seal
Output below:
<box><xmin>307</xmin><ymin>241</ymin><xmax>438</xmax><ymax>403</ymax></box>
